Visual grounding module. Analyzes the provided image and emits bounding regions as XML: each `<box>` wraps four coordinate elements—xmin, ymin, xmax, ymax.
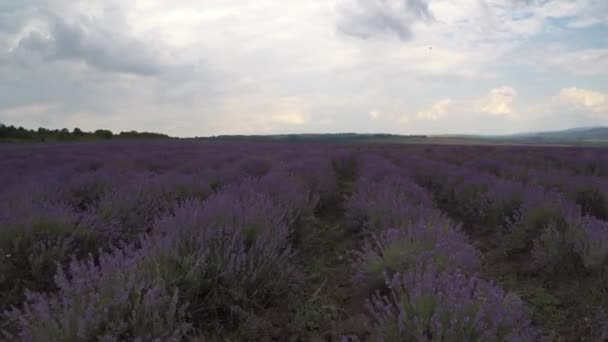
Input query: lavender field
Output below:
<box><xmin>1</xmin><ymin>141</ymin><xmax>608</xmax><ymax>341</ymax></box>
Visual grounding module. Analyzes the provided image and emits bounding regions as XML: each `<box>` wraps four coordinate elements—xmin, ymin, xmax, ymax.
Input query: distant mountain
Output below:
<box><xmin>502</xmin><ymin>127</ymin><xmax>608</xmax><ymax>143</ymax></box>
<box><xmin>425</xmin><ymin>127</ymin><xmax>608</xmax><ymax>146</ymax></box>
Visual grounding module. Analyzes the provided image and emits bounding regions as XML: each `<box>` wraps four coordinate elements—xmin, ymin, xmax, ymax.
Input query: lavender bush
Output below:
<box><xmin>352</xmin><ymin>223</ymin><xmax>480</xmax><ymax>292</ymax></box>
<box><xmin>94</xmin><ymin>175</ymin><xmax>178</xmax><ymax>242</ymax></box>
<box><xmin>366</xmin><ymin>264</ymin><xmax>536</xmax><ymax>341</ymax></box>
<box><xmin>0</xmin><ymin>201</ymin><xmax>98</xmax><ymax>311</ymax></box>
<box><xmin>574</xmin><ymin>216</ymin><xmax>608</xmax><ymax>272</ymax></box>
<box><xmin>345</xmin><ymin>176</ymin><xmax>439</xmax><ymax>233</ymax></box>
<box><xmin>3</xmin><ymin>246</ymin><xmax>190</xmax><ymax>341</ymax></box>
<box><xmin>144</xmin><ymin>189</ymin><xmax>297</xmax><ymax>332</ymax></box>
<box><xmin>501</xmin><ymin>189</ymin><xmax>586</xmax><ymax>275</ymax></box>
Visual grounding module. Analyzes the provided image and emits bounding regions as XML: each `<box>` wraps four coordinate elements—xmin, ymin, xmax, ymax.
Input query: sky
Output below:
<box><xmin>0</xmin><ymin>0</ymin><xmax>607</xmax><ymax>137</ymax></box>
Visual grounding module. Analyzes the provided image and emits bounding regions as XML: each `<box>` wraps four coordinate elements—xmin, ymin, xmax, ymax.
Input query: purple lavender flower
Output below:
<box><xmin>366</xmin><ymin>264</ymin><xmax>537</xmax><ymax>341</ymax></box>
<box><xmin>145</xmin><ymin>188</ymin><xmax>298</xmax><ymax>329</ymax></box>
<box><xmin>352</xmin><ymin>223</ymin><xmax>480</xmax><ymax>292</ymax></box>
<box><xmin>3</xmin><ymin>246</ymin><xmax>190</xmax><ymax>341</ymax></box>
<box><xmin>0</xmin><ymin>200</ymin><xmax>98</xmax><ymax>312</ymax></box>
<box><xmin>345</xmin><ymin>176</ymin><xmax>440</xmax><ymax>233</ymax></box>
<box><xmin>574</xmin><ymin>215</ymin><xmax>608</xmax><ymax>271</ymax></box>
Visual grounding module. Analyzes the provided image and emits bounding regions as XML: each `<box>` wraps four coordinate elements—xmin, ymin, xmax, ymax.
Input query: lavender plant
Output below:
<box><xmin>283</xmin><ymin>155</ymin><xmax>338</xmax><ymax>205</ymax></box>
<box><xmin>574</xmin><ymin>216</ymin><xmax>608</xmax><ymax>271</ymax></box>
<box><xmin>0</xmin><ymin>201</ymin><xmax>98</xmax><ymax>312</ymax></box>
<box><xmin>345</xmin><ymin>176</ymin><xmax>440</xmax><ymax>233</ymax></box>
<box><xmin>94</xmin><ymin>175</ymin><xmax>176</xmax><ymax>242</ymax></box>
<box><xmin>352</xmin><ymin>222</ymin><xmax>480</xmax><ymax>292</ymax></box>
<box><xmin>366</xmin><ymin>264</ymin><xmax>537</xmax><ymax>341</ymax></box>
<box><xmin>144</xmin><ymin>190</ymin><xmax>297</xmax><ymax>333</ymax></box>
<box><xmin>3</xmin><ymin>246</ymin><xmax>190</xmax><ymax>341</ymax></box>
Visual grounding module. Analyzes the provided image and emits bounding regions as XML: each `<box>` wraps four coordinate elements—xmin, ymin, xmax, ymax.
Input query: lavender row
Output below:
<box><xmin>1</xmin><ymin>143</ymin><xmax>341</xmax><ymax>339</ymax></box>
<box><xmin>341</xmin><ymin>153</ymin><xmax>535</xmax><ymax>340</ymax></box>
<box><xmin>396</xmin><ymin>154</ymin><xmax>608</xmax><ymax>278</ymax></box>
<box><xmin>2</xmin><ymin>150</ymin><xmax>341</xmax><ymax>339</ymax></box>
<box><xmin>401</xmin><ymin>144</ymin><xmax>608</xmax><ymax>177</ymax></box>
<box><xmin>464</xmin><ymin>156</ymin><xmax>608</xmax><ymax>222</ymax></box>
<box><xmin>0</xmin><ymin>151</ymin><xmax>265</xmax><ymax>313</ymax></box>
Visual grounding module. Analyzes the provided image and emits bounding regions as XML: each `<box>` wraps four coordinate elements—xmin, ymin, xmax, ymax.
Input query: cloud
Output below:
<box><xmin>418</xmin><ymin>86</ymin><xmax>518</xmax><ymax>120</ymax></box>
<box><xmin>1</xmin><ymin>0</ymin><xmax>607</xmax><ymax>137</ymax></box>
<box><xmin>554</xmin><ymin>87</ymin><xmax>608</xmax><ymax>116</ymax></box>
<box><xmin>481</xmin><ymin>86</ymin><xmax>517</xmax><ymax>115</ymax></box>
<box><xmin>542</xmin><ymin>49</ymin><xmax>608</xmax><ymax>76</ymax></box>
<box><xmin>0</xmin><ymin>103</ymin><xmax>58</xmax><ymax>117</ymax></box>
<box><xmin>512</xmin><ymin>87</ymin><xmax>608</xmax><ymax>132</ymax></box>
<box><xmin>11</xmin><ymin>11</ymin><xmax>164</xmax><ymax>76</ymax></box>
<box><xmin>269</xmin><ymin>112</ymin><xmax>307</xmax><ymax>125</ymax></box>
<box><xmin>538</xmin><ymin>0</ymin><xmax>608</xmax><ymax>28</ymax></box>
<box><xmin>336</xmin><ymin>0</ymin><xmax>434</xmax><ymax>41</ymax></box>
<box><xmin>0</xmin><ymin>3</ymin><xmax>31</xmax><ymax>34</ymax></box>
<box><xmin>0</xmin><ymin>103</ymin><xmax>63</xmax><ymax>128</ymax></box>
<box><xmin>417</xmin><ymin>98</ymin><xmax>452</xmax><ymax>120</ymax></box>
<box><xmin>414</xmin><ymin>86</ymin><xmax>608</xmax><ymax>134</ymax></box>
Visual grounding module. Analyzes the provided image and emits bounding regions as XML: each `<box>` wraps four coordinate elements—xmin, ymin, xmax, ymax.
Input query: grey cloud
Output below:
<box><xmin>336</xmin><ymin>0</ymin><xmax>434</xmax><ymax>41</ymax></box>
<box><xmin>406</xmin><ymin>0</ymin><xmax>434</xmax><ymax>20</ymax></box>
<box><xmin>0</xmin><ymin>4</ymin><xmax>30</xmax><ymax>33</ymax></box>
<box><xmin>11</xmin><ymin>11</ymin><xmax>163</xmax><ymax>76</ymax></box>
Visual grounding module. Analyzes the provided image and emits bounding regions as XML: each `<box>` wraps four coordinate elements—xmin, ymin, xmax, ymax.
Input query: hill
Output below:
<box><xmin>507</xmin><ymin>127</ymin><xmax>608</xmax><ymax>142</ymax></box>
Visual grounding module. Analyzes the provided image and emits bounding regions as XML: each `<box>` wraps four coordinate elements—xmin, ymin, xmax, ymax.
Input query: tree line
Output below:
<box><xmin>0</xmin><ymin>124</ymin><xmax>171</xmax><ymax>142</ymax></box>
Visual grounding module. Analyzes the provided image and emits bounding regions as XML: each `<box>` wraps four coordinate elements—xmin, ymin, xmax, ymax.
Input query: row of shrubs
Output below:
<box><xmin>1</xmin><ymin>145</ymin><xmax>340</xmax><ymax>340</ymax></box>
<box><xmin>340</xmin><ymin>153</ymin><xmax>537</xmax><ymax>341</ymax></box>
<box><xmin>399</xmin><ymin>155</ymin><xmax>608</xmax><ymax>279</ymax></box>
<box><xmin>460</xmin><ymin>154</ymin><xmax>608</xmax><ymax>221</ymax></box>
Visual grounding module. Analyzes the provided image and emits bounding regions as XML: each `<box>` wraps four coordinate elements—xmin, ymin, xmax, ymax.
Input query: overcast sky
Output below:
<box><xmin>1</xmin><ymin>0</ymin><xmax>607</xmax><ymax>136</ymax></box>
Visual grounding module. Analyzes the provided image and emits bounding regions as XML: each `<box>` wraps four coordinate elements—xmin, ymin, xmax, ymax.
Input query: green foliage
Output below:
<box><xmin>531</xmin><ymin>223</ymin><xmax>584</xmax><ymax>275</ymax></box>
<box><xmin>502</xmin><ymin>203</ymin><xmax>588</xmax><ymax>278</ymax></box>
<box><xmin>0</xmin><ymin>211</ymin><xmax>99</xmax><ymax>311</ymax></box>
<box><xmin>575</xmin><ymin>188</ymin><xmax>608</xmax><ymax>221</ymax></box>
<box><xmin>0</xmin><ymin>123</ymin><xmax>171</xmax><ymax>142</ymax></box>
<box><xmin>5</xmin><ymin>254</ymin><xmax>191</xmax><ymax>342</ymax></box>
<box><xmin>520</xmin><ymin>285</ymin><xmax>565</xmax><ymax>332</ymax></box>
<box><xmin>361</xmin><ymin>238</ymin><xmax>435</xmax><ymax>290</ymax></box>
<box><xmin>504</xmin><ymin>205</ymin><xmax>568</xmax><ymax>255</ymax></box>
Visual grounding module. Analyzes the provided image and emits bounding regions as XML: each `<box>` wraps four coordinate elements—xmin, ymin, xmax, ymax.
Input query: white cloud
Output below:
<box><xmin>417</xmin><ymin>98</ymin><xmax>453</xmax><ymax>120</ymax></box>
<box><xmin>481</xmin><ymin>86</ymin><xmax>517</xmax><ymax>116</ymax></box>
<box><xmin>554</xmin><ymin>87</ymin><xmax>608</xmax><ymax>116</ymax></box>
<box><xmin>511</xmin><ymin>86</ymin><xmax>608</xmax><ymax>132</ymax></box>
<box><xmin>544</xmin><ymin>49</ymin><xmax>608</xmax><ymax>76</ymax></box>
<box><xmin>415</xmin><ymin>86</ymin><xmax>608</xmax><ymax>133</ymax></box>
<box><xmin>269</xmin><ymin>112</ymin><xmax>307</xmax><ymax>125</ymax></box>
<box><xmin>537</xmin><ymin>0</ymin><xmax>608</xmax><ymax>28</ymax></box>
<box><xmin>397</xmin><ymin>115</ymin><xmax>410</xmax><ymax>124</ymax></box>
<box><xmin>369</xmin><ymin>109</ymin><xmax>381</xmax><ymax>119</ymax></box>
<box><xmin>418</xmin><ymin>86</ymin><xmax>518</xmax><ymax>120</ymax></box>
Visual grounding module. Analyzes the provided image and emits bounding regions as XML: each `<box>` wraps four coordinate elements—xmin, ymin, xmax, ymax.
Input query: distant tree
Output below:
<box><xmin>0</xmin><ymin>124</ymin><xmax>8</xmax><ymax>138</ymax></box>
<box><xmin>118</xmin><ymin>130</ymin><xmax>170</xmax><ymax>139</ymax></box>
<box><xmin>94</xmin><ymin>129</ymin><xmax>114</xmax><ymax>139</ymax></box>
<box><xmin>58</xmin><ymin>128</ymin><xmax>72</xmax><ymax>141</ymax></box>
<box><xmin>0</xmin><ymin>124</ymin><xmax>169</xmax><ymax>142</ymax></box>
